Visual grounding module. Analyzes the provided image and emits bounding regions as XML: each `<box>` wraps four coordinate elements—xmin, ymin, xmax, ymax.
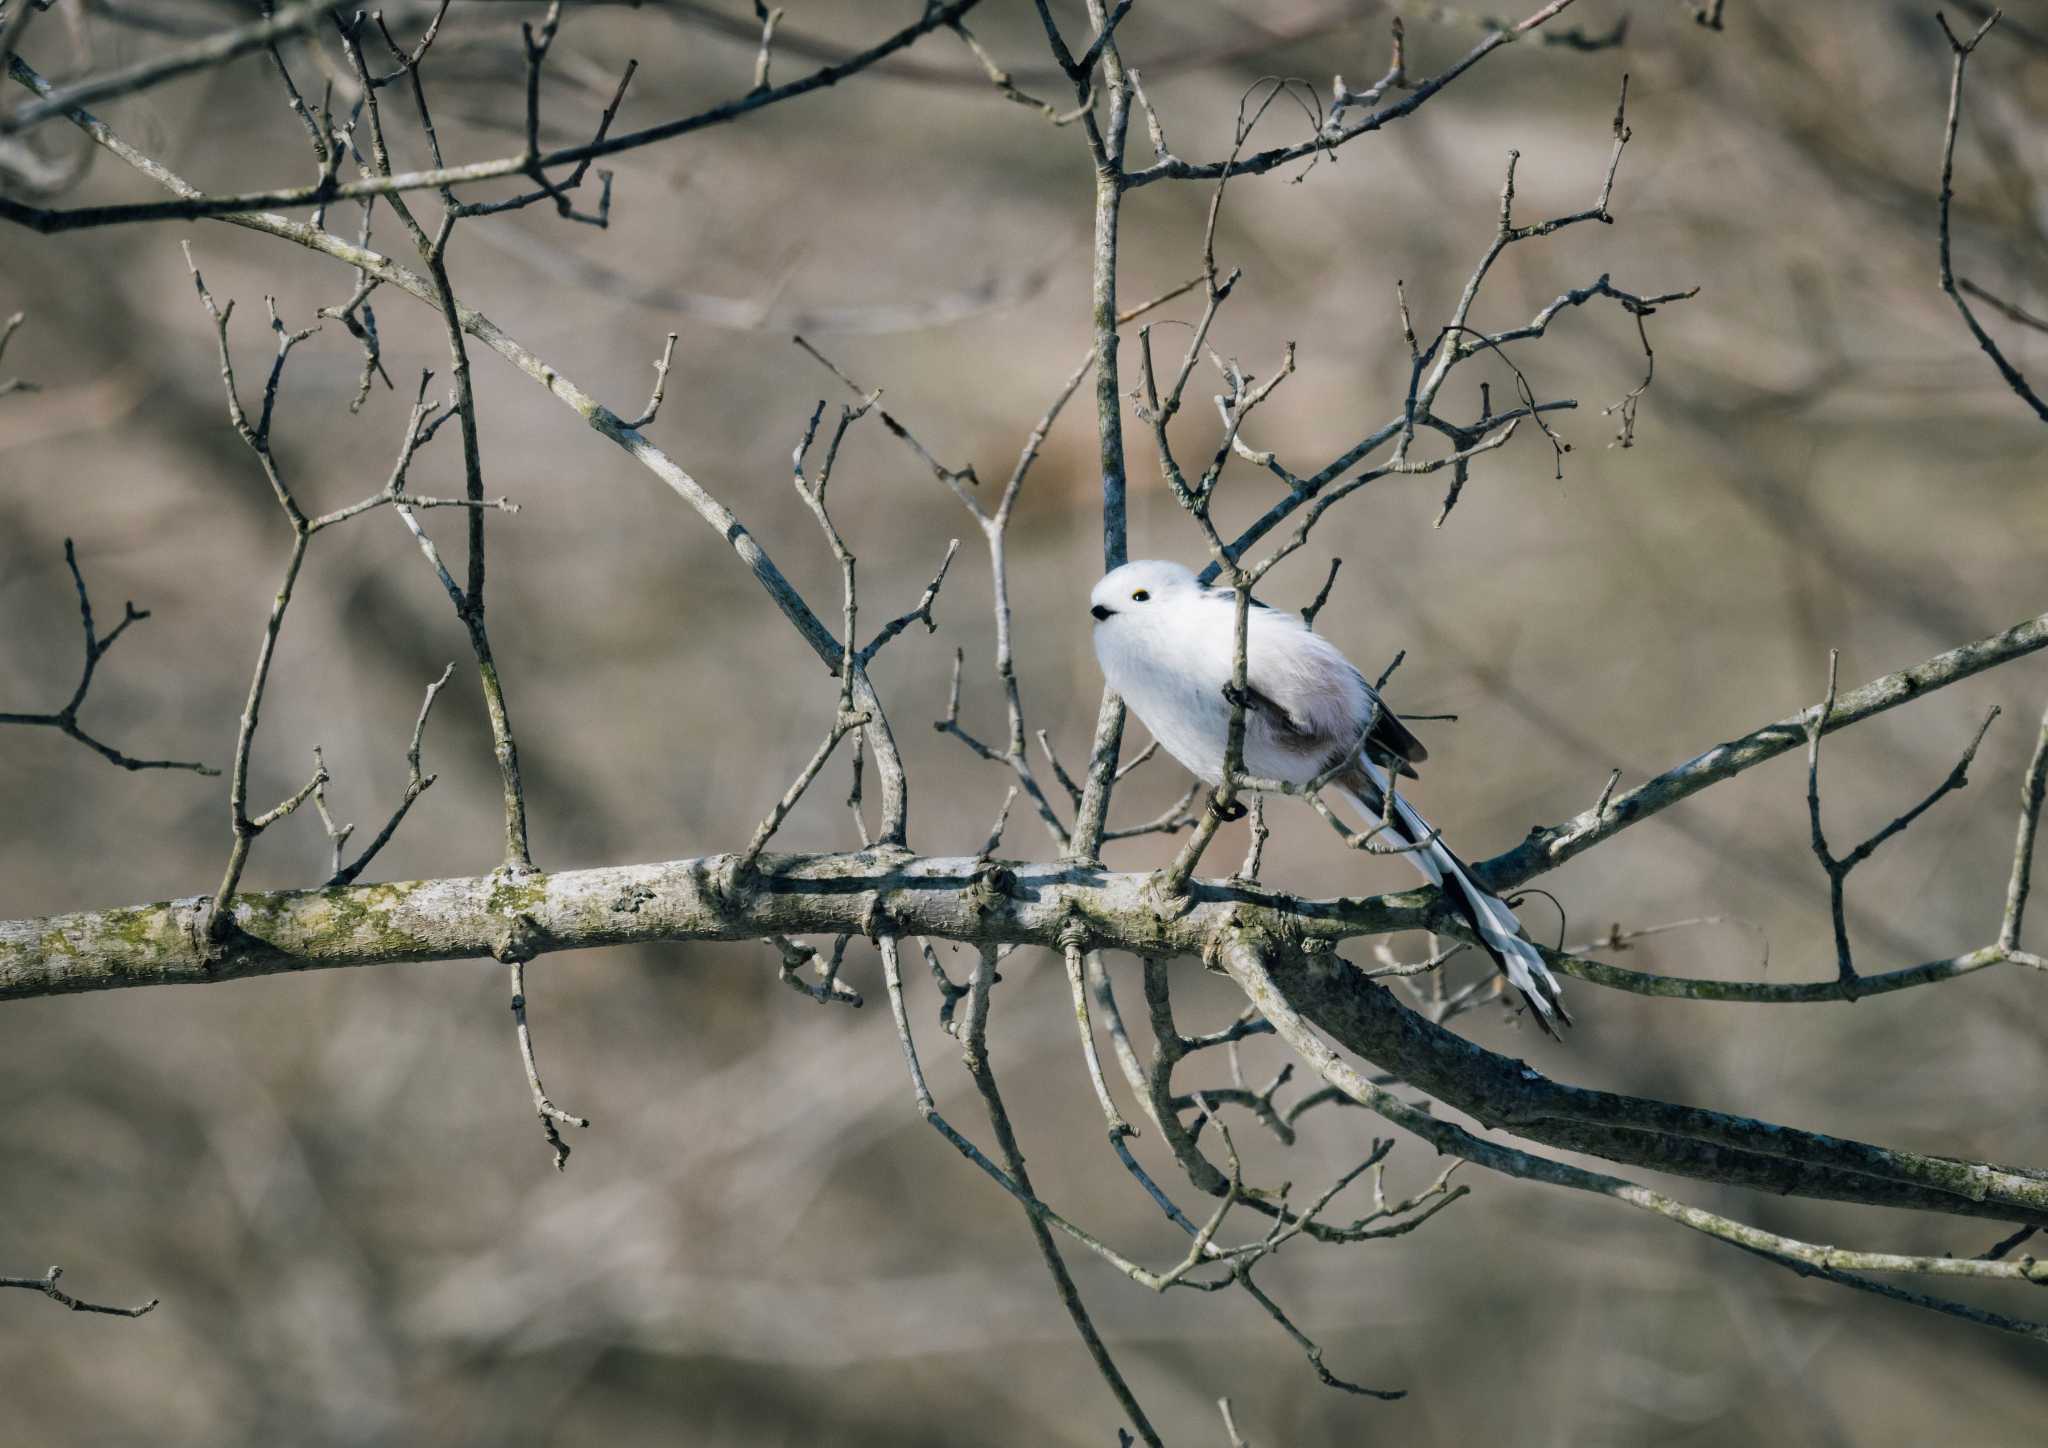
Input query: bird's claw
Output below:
<box><xmin>1208</xmin><ymin>794</ymin><xmax>1248</xmax><ymax>824</ymax></box>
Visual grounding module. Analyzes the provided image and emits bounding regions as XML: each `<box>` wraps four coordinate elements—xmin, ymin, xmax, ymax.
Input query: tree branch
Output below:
<box><xmin>0</xmin><ymin>1</ymin><xmax>988</xmax><ymax>231</ymax></box>
<box><xmin>1478</xmin><ymin>605</ymin><xmax>2048</xmax><ymax>892</ymax></box>
<box><xmin>0</xmin><ymin>1264</ymin><xmax>158</xmax><ymax>1318</ymax></box>
<box><xmin>0</xmin><ymin>539</ymin><xmax>218</xmax><ymax>775</ymax></box>
<box><xmin>1934</xmin><ymin>9</ymin><xmax>2048</xmax><ymax>422</ymax></box>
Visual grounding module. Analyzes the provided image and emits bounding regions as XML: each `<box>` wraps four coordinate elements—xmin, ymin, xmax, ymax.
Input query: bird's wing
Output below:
<box><xmin>1352</xmin><ymin>668</ymin><xmax>1429</xmax><ymax>773</ymax></box>
<box><xmin>1235</xmin><ymin>677</ymin><xmax>1427</xmax><ymax>778</ymax></box>
<box><xmin>1227</xmin><ymin>605</ymin><xmax>1428</xmax><ymax>780</ymax></box>
<box><xmin>1236</xmin><ymin>682</ymin><xmax>1316</xmax><ymax>742</ymax></box>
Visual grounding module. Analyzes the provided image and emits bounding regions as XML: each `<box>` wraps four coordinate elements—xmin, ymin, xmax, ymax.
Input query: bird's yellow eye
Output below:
<box><xmin>1131</xmin><ymin>589</ymin><xmax>1150</xmax><ymax>602</ymax></box>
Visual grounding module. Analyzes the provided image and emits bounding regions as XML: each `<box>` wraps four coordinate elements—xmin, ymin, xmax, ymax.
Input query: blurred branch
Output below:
<box><xmin>0</xmin><ymin>2</ymin><xmax>43</xmax><ymax>81</ymax></box>
<box><xmin>0</xmin><ymin>0</ymin><xmax>332</xmax><ymax>136</ymax></box>
<box><xmin>1123</xmin><ymin>0</ymin><xmax>1589</xmax><ymax>188</ymax></box>
<box><xmin>1683</xmin><ymin>0</ymin><xmax>1727</xmax><ymax>29</ymax></box>
<box><xmin>0</xmin><ymin>1</ymin><xmax>988</xmax><ymax>230</ymax></box>
<box><xmin>472</xmin><ymin>217</ymin><xmax>1055</xmax><ymax>335</ymax></box>
<box><xmin>1950</xmin><ymin>0</ymin><xmax>2048</xmax><ymax>52</ymax></box>
<box><xmin>0</xmin><ymin>309</ymin><xmax>35</xmax><ymax>397</ymax></box>
<box><xmin>1959</xmin><ymin>278</ymin><xmax>2048</xmax><ymax>336</ymax></box>
<box><xmin>658</xmin><ymin>0</ymin><xmax>1383</xmax><ymax>91</ymax></box>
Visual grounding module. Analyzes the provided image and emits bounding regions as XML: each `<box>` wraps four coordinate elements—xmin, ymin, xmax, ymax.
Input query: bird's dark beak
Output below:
<box><xmin>1091</xmin><ymin>604</ymin><xmax>1113</xmax><ymax>622</ymax></box>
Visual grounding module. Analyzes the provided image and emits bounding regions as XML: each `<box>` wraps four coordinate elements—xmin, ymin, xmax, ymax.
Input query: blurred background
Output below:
<box><xmin>5</xmin><ymin>1</ymin><xmax>2048</xmax><ymax>1442</ymax></box>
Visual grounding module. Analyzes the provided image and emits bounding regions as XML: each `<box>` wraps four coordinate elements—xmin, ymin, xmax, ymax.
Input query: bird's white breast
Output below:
<box><xmin>1094</xmin><ymin>608</ymin><xmax>1233</xmax><ymax>784</ymax></box>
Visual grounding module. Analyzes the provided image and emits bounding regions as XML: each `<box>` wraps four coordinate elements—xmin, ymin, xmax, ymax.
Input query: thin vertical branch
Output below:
<box><xmin>1934</xmin><ymin>11</ymin><xmax>2047</xmax><ymax>422</ymax></box>
<box><xmin>507</xmin><ymin>956</ymin><xmax>590</xmax><ymax>1170</ymax></box>
<box><xmin>1057</xmin><ymin>0</ymin><xmax>1137</xmax><ymax>862</ymax></box>
<box><xmin>338</xmin><ymin>10</ymin><xmax>537</xmax><ymax>872</ymax></box>
<box><xmin>2001</xmin><ymin>698</ymin><xmax>2048</xmax><ymax>951</ymax></box>
<box><xmin>958</xmin><ymin>942</ymin><xmax>1163</xmax><ymax>1448</ymax></box>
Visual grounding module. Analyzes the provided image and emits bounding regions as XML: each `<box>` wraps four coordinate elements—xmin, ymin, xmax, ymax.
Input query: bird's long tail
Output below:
<box><xmin>1337</xmin><ymin>762</ymin><xmax>1570</xmax><ymax>1034</ymax></box>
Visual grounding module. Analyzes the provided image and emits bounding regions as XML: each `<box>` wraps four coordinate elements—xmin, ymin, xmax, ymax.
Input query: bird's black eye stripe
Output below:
<box><xmin>1131</xmin><ymin>589</ymin><xmax>1150</xmax><ymax>602</ymax></box>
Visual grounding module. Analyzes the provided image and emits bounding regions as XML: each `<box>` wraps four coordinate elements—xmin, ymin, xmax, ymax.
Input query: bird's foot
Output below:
<box><xmin>1207</xmin><ymin>793</ymin><xmax>1248</xmax><ymax>824</ymax></box>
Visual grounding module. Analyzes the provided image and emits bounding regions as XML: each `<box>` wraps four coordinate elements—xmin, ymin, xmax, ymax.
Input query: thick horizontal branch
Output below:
<box><xmin>0</xmin><ymin>851</ymin><xmax>1417</xmax><ymax>1003</ymax></box>
<box><xmin>10</xmin><ymin>851</ymin><xmax>2048</xmax><ymax>1229</ymax></box>
<box><xmin>1477</xmin><ymin>603</ymin><xmax>2048</xmax><ymax>891</ymax></box>
<box><xmin>1263</xmin><ymin>946</ymin><xmax>2048</xmax><ymax>1229</ymax></box>
<box><xmin>1224</xmin><ymin>938</ymin><xmax>2048</xmax><ymax>1348</ymax></box>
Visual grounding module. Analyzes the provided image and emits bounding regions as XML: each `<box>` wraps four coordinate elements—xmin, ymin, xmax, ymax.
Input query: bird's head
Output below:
<box><xmin>1089</xmin><ymin>559</ymin><xmax>1198</xmax><ymax>624</ymax></box>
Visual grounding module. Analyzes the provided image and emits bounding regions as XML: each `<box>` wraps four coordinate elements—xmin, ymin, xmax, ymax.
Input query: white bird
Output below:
<box><xmin>1089</xmin><ymin>559</ymin><xmax>1568</xmax><ymax>1032</ymax></box>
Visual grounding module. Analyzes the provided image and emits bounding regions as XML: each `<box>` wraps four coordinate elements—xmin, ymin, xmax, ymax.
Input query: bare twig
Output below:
<box><xmin>1298</xmin><ymin>557</ymin><xmax>1342</xmax><ymax>631</ymax></box>
<box><xmin>768</xmin><ymin>932</ymin><xmax>863</xmax><ymax>1008</ymax></box>
<box><xmin>737</xmin><ymin>707</ymin><xmax>872</xmax><ymax>876</ymax></box>
<box><xmin>0</xmin><ymin>539</ymin><xmax>217</xmax><ymax>774</ymax></box>
<box><xmin>182</xmin><ymin>250</ymin><xmax>340</xmax><ymax>934</ymax></box>
<box><xmin>1805</xmin><ymin>648</ymin><xmax>1999</xmax><ymax>994</ymax></box>
<box><xmin>621</xmin><ymin>331</ymin><xmax>679</xmax><ymax>430</ymax></box>
<box><xmin>323</xmin><ymin>663</ymin><xmax>456</xmax><ymax>888</ymax></box>
<box><xmin>0</xmin><ymin>1265</ymin><xmax>158</xmax><ymax>1318</ymax></box>
<box><xmin>506</xmin><ymin>956</ymin><xmax>589</xmax><ymax>1171</ymax></box>
<box><xmin>1934</xmin><ymin>11</ymin><xmax>2046</xmax><ymax>420</ymax></box>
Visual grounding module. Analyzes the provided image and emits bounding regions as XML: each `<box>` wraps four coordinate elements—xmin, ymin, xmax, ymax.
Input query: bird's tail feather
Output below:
<box><xmin>1337</xmin><ymin>765</ymin><xmax>1570</xmax><ymax>1034</ymax></box>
